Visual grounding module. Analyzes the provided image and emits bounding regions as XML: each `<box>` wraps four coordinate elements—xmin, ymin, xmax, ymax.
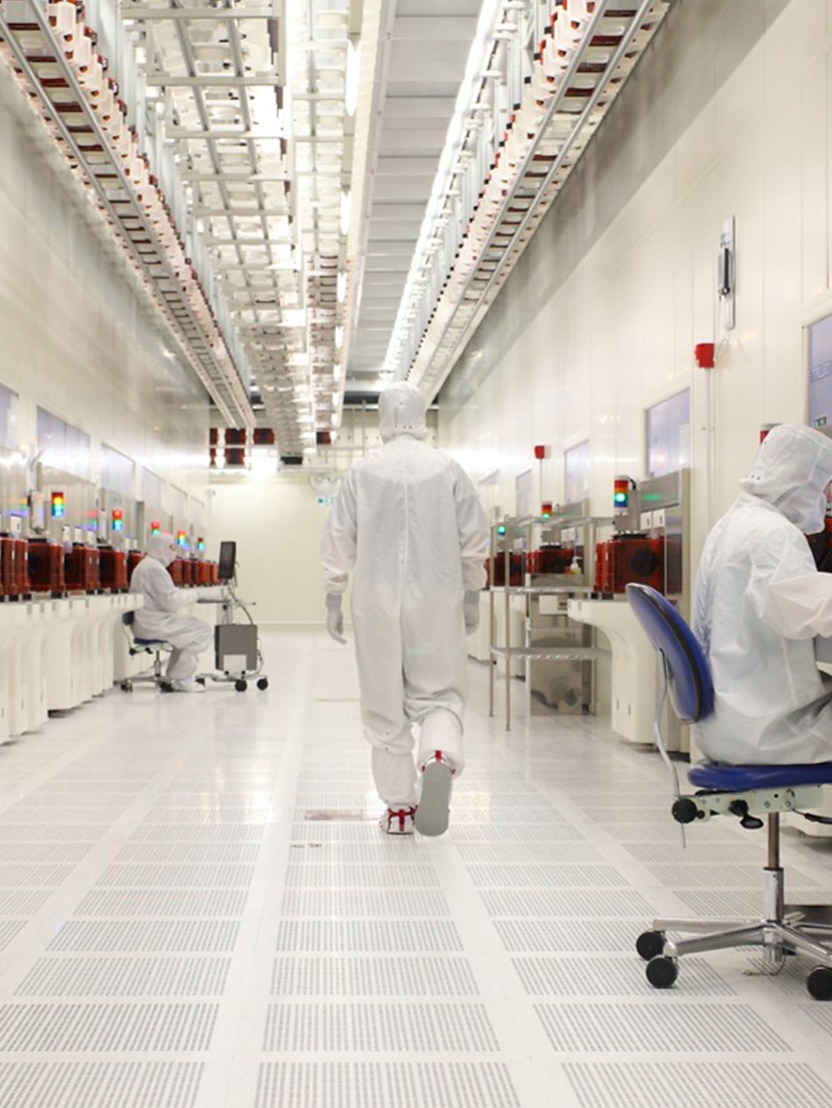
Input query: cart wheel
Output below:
<box><xmin>120</xmin><ymin>680</ymin><xmax>133</xmax><ymax>693</ymax></box>
<box><xmin>257</xmin><ymin>677</ymin><xmax>269</xmax><ymax>691</ymax></box>
<box><xmin>235</xmin><ymin>679</ymin><xmax>248</xmax><ymax>692</ymax></box>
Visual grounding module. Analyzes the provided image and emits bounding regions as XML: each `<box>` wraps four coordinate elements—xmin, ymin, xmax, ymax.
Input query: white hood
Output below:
<box><xmin>738</xmin><ymin>423</ymin><xmax>832</xmax><ymax>533</ymax></box>
<box><xmin>147</xmin><ymin>532</ymin><xmax>178</xmax><ymax>567</ymax></box>
<box><xmin>378</xmin><ymin>383</ymin><xmax>427</xmax><ymax>443</ymax></box>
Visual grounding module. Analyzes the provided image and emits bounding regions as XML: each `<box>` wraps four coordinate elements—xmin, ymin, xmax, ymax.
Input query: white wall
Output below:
<box><xmin>207</xmin><ymin>473</ymin><xmax>339</xmax><ymax>628</ymax></box>
<box><xmin>439</xmin><ymin>0</ymin><xmax>827</xmax><ymax>574</ymax></box>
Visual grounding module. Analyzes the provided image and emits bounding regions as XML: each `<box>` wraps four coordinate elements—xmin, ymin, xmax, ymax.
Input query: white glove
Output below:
<box><xmin>325</xmin><ymin>593</ymin><xmax>347</xmax><ymax>643</ymax></box>
<box><xmin>463</xmin><ymin>590</ymin><xmax>480</xmax><ymax>635</ymax></box>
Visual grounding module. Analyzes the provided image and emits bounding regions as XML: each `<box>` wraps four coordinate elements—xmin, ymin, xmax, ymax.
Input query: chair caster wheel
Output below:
<box><xmin>636</xmin><ymin>929</ymin><xmax>666</xmax><ymax>961</ymax></box>
<box><xmin>160</xmin><ymin>681</ymin><xmax>175</xmax><ymax>693</ymax></box>
<box><xmin>235</xmin><ymin>679</ymin><xmax>247</xmax><ymax>692</ymax></box>
<box><xmin>120</xmin><ymin>681</ymin><xmax>132</xmax><ymax>693</ymax></box>
<box><xmin>256</xmin><ymin>677</ymin><xmax>269</xmax><ymax>690</ymax></box>
<box><xmin>807</xmin><ymin>966</ymin><xmax>832</xmax><ymax>1000</ymax></box>
<box><xmin>646</xmin><ymin>956</ymin><xmax>678</xmax><ymax>989</ymax></box>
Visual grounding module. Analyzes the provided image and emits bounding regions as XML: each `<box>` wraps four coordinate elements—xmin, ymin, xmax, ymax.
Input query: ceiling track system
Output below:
<box><xmin>0</xmin><ymin>0</ymin><xmax>359</xmax><ymax>458</ymax></box>
<box><xmin>388</xmin><ymin>0</ymin><xmax>673</xmax><ymax>399</ymax></box>
<box><xmin>0</xmin><ymin>0</ymin><xmax>256</xmax><ymax>428</ymax></box>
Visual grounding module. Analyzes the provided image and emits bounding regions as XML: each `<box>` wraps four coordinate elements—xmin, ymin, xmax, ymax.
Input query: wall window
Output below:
<box><xmin>101</xmin><ymin>444</ymin><xmax>134</xmax><ymax>497</ymax></box>
<box><xmin>564</xmin><ymin>441</ymin><xmax>590</xmax><ymax>504</ymax></box>
<box><xmin>478</xmin><ymin>470</ymin><xmax>500</xmax><ymax>516</ymax></box>
<box><xmin>37</xmin><ymin>408</ymin><xmax>91</xmax><ymax>480</ymax></box>
<box><xmin>170</xmin><ymin>484</ymin><xmax>187</xmax><ymax>523</ymax></box>
<box><xmin>515</xmin><ymin>469</ymin><xmax>532</xmax><ymax>518</ymax></box>
<box><xmin>142</xmin><ymin>467</ymin><xmax>164</xmax><ymax>509</ymax></box>
<box><xmin>645</xmin><ymin>391</ymin><xmax>690</xmax><ymax>478</ymax></box>
<box><xmin>0</xmin><ymin>383</ymin><xmax>19</xmax><ymax>451</ymax></box>
<box><xmin>808</xmin><ymin>313</ymin><xmax>832</xmax><ymax>430</ymax></box>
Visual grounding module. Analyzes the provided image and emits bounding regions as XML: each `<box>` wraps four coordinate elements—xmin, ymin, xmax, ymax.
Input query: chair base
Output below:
<box><xmin>120</xmin><ymin>643</ymin><xmax>175</xmax><ymax>693</ymax></box>
<box><xmin>638</xmin><ymin>862</ymin><xmax>832</xmax><ymax>997</ymax></box>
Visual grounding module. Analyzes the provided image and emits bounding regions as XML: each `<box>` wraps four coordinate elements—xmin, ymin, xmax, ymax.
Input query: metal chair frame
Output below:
<box><xmin>626</xmin><ymin>582</ymin><xmax>832</xmax><ymax>999</ymax></box>
<box><xmin>120</xmin><ymin>611</ymin><xmax>175</xmax><ymax>692</ymax></box>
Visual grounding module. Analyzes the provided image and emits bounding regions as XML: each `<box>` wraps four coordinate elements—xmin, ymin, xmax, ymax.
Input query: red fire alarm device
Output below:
<box><xmin>695</xmin><ymin>342</ymin><xmax>715</xmax><ymax>368</ymax></box>
<box><xmin>533</xmin><ymin>445</ymin><xmax>547</xmax><ymax>460</ymax></box>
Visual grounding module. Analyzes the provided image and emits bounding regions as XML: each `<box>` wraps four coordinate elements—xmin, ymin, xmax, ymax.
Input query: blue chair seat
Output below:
<box><xmin>689</xmin><ymin>762</ymin><xmax>832</xmax><ymax>791</ymax></box>
<box><xmin>134</xmin><ymin>636</ymin><xmax>167</xmax><ymax>648</ymax></box>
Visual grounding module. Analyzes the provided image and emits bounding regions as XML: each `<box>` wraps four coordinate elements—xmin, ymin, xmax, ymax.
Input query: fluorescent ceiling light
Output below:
<box><xmin>345</xmin><ymin>39</ymin><xmax>361</xmax><ymax>117</ymax></box>
<box><xmin>340</xmin><ymin>189</ymin><xmax>351</xmax><ymax>236</ymax></box>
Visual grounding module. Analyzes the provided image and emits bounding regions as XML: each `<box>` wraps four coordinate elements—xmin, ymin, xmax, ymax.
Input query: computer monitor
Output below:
<box><xmin>217</xmin><ymin>540</ymin><xmax>236</xmax><ymax>582</ymax></box>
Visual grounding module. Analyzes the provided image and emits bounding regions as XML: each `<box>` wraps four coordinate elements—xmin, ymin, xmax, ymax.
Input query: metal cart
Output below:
<box><xmin>198</xmin><ymin>585</ymin><xmax>269</xmax><ymax>692</ymax></box>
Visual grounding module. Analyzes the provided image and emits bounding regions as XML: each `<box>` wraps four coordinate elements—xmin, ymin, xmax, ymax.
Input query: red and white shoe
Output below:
<box><xmin>379</xmin><ymin>806</ymin><xmax>417</xmax><ymax>835</ymax></box>
<box><xmin>415</xmin><ymin>751</ymin><xmax>455</xmax><ymax>837</ymax></box>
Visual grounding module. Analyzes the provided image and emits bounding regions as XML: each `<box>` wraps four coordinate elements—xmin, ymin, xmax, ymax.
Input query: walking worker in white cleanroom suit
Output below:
<box><xmin>129</xmin><ymin>532</ymin><xmax>214</xmax><ymax>694</ymax></box>
<box><xmin>321</xmin><ymin>383</ymin><xmax>489</xmax><ymax>836</ymax></box>
<box><xmin>693</xmin><ymin>422</ymin><xmax>832</xmax><ymax>764</ymax></box>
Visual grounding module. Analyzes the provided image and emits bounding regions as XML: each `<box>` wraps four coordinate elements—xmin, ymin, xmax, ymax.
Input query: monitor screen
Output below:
<box><xmin>217</xmin><ymin>540</ymin><xmax>236</xmax><ymax>581</ymax></box>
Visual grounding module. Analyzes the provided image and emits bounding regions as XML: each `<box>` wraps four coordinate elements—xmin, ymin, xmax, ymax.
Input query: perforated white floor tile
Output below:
<box><xmin>0</xmin><ymin>1061</ymin><xmax>203</xmax><ymax>1108</ymax></box>
<box><xmin>673</xmin><ymin>888</ymin><xmax>832</xmax><ymax>917</ymax></box>
<box><xmin>48</xmin><ymin>920</ymin><xmax>241</xmax><ymax>953</ymax></box>
<box><xmin>284</xmin><ymin>863</ymin><xmax>441</xmax><ymax>888</ymax></box>
<box><xmin>95</xmin><ymin>864</ymin><xmax>256</xmax><ymax>887</ymax></box>
<box><xmin>535</xmin><ymin>1002</ymin><xmax>789</xmax><ymax>1052</ymax></box>
<box><xmin>15</xmin><ymin>956</ymin><xmax>231</xmax><ymax>997</ymax></box>
<box><xmin>468</xmin><ymin>864</ymin><xmax>628</xmax><ymax>888</ymax></box>
<box><xmin>274</xmin><ymin>920</ymin><xmax>464</xmax><ymax>953</ymax></box>
<box><xmin>563</xmin><ymin>1062</ymin><xmax>832</xmax><ymax>1108</ymax></box>
<box><xmin>0</xmin><ymin>1002</ymin><xmax>219</xmax><ymax>1051</ymax></box>
<box><xmin>647</xmin><ymin>863</ymin><xmax>820</xmax><ymax>888</ymax></box>
<box><xmin>262</xmin><ymin>1002</ymin><xmax>499</xmax><ymax>1052</ymax></box>
<box><xmin>130</xmin><ymin>825</ymin><xmax>266</xmax><ymax>843</ymax></box>
<box><xmin>271</xmin><ymin>956</ymin><xmax>479</xmax><ymax>998</ymax></box>
<box><xmin>479</xmin><ymin>888</ymin><xmax>657</xmax><ymax>917</ymax></box>
<box><xmin>0</xmin><ymin>824</ymin><xmax>109</xmax><ymax>841</ymax></box>
<box><xmin>450</xmin><ymin>824</ymin><xmax>588</xmax><ymax>843</ymax></box>
<box><xmin>493</xmin><ymin>918</ymin><xmax>639</xmax><ymax>953</ymax></box>
<box><xmin>74</xmin><ymin>889</ymin><xmax>249</xmax><ymax>917</ymax></box>
<box><xmin>512</xmin><ymin>955</ymin><xmax>734</xmax><ymax>996</ymax></box>
<box><xmin>255</xmin><ymin>1061</ymin><xmax>521</xmax><ymax>1108</ymax></box>
<box><xmin>279</xmin><ymin>889</ymin><xmax>450</xmax><ymax>917</ymax></box>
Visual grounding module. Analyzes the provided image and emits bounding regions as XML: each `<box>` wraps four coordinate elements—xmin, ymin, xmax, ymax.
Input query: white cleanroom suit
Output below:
<box><xmin>320</xmin><ymin>384</ymin><xmax>489</xmax><ymax>814</ymax></box>
<box><xmin>129</xmin><ymin>533</ymin><xmax>213</xmax><ymax>690</ymax></box>
<box><xmin>693</xmin><ymin>423</ymin><xmax>832</xmax><ymax>764</ymax></box>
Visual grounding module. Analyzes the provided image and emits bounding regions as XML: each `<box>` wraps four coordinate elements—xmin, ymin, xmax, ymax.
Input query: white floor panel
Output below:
<box><xmin>0</xmin><ymin>630</ymin><xmax>827</xmax><ymax>1105</ymax></box>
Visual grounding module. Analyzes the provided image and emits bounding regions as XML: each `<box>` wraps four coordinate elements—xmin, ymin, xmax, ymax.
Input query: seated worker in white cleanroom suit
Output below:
<box><xmin>320</xmin><ymin>383</ymin><xmax>489</xmax><ymax>836</ymax></box>
<box><xmin>129</xmin><ymin>532</ymin><xmax>214</xmax><ymax>694</ymax></box>
<box><xmin>693</xmin><ymin>422</ymin><xmax>832</xmax><ymax>764</ymax></box>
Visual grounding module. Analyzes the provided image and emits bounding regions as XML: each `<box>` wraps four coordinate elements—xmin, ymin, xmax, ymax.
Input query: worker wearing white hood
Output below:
<box><xmin>321</xmin><ymin>383</ymin><xmax>488</xmax><ymax>835</ymax></box>
<box><xmin>129</xmin><ymin>532</ymin><xmax>213</xmax><ymax>693</ymax></box>
<box><xmin>693</xmin><ymin>423</ymin><xmax>832</xmax><ymax>764</ymax></box>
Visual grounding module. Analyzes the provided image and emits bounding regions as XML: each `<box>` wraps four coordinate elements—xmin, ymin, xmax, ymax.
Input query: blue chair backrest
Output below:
<box><xmin>625</xmin><ymin>583</ymin><xmax>714</xmax><ymax>723</ymax></box>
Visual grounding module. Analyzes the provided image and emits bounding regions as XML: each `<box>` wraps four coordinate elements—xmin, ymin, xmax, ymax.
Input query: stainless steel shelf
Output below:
<box><xmin>490</xmin><ymin>646</ymin><xmax>608</xmax><ymax>662</ymax></box>
<box><xmin>489</xmin><ymin>585</ymin><xmax>593</xmax><ymax>595</ymax></box>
